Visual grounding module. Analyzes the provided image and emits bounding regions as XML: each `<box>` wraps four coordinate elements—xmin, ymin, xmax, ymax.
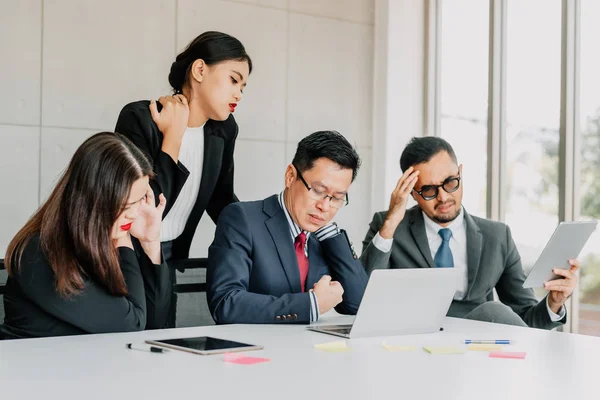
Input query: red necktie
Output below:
<box><xmin>294</xmin><ymin>232</ymin><xmax>309</xmax><ymax>292</ymax></box>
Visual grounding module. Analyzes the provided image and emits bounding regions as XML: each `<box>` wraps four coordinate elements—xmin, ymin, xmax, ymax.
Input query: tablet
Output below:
<box><xmin>522</xmin><ymin>220</ymin><xmax>597</xmax><ymax>288</ymax></box>
<box><xmin>145</xmin><ymin>336</ymin><xmax>263</xmax><ymax>355</ymax></box>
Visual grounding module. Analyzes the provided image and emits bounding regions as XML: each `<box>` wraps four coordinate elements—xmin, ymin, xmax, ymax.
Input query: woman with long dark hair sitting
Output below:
<box><xmin>0</xmin><ymin>132</ymin><xmax>171</xmax><ymax>339</ymax></box>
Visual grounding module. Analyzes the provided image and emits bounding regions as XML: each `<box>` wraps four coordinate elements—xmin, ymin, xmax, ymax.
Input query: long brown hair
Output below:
<box><xmin>5</xmin><ymin>132</ymin><xmax>154</xmax><ymax>297</ymax></box>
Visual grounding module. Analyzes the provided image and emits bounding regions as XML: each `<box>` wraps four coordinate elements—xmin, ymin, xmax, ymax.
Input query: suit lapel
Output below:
<box><xmin>197</xmin><ymin>122</ymin><xmax>224</xmax><ymax>209</ymax></box>
<box><xmin>408</xmin><ymin>208</ymin><xmax>435</xmax><ymax>268</ymax></box>
<box><xmin>263</xmin><ymin>196</ymin><xmax>301</xmax><ymax>292</ymax></box>
<box><xmin>464</xmin><ymin>211</ymin><xmax>483</xmax><ymax>299</ymax></box>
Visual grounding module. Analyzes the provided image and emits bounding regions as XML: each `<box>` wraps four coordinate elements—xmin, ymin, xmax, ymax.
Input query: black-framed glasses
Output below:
<box><xmin>293</xmin><ymin>164</ymin><xmax>349</xmax><ymax>209</ymax></box>
<box><xmin>413</xmin><ymin>172</ymin><xmax>461</xmax><ymax>201</ymax></box>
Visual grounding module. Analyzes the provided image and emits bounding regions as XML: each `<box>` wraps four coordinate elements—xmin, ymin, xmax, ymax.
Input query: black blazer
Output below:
<box><xmin>207</xmin><ymin>195</ymin><xmax>368</xmax><ymax>324</ymax></box>
<box><xmin>0</xmin><ymin>236</ymin><xmax>171</xmax><ymax>339</ymax></box>
<box><xmin>115</xmin><ymin>100</ymin><xmax>239</xmax><ymax>260</ymax></box>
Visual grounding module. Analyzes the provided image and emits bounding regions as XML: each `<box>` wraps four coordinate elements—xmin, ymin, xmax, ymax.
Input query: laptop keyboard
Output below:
<box><xmin>319</xmin><ymin>324</ymin><xmax>353</xmax><ymax>335</ymax></box>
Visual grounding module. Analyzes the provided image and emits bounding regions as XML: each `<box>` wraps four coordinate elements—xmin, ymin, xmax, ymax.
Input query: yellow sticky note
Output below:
<box><xmin>382</xmin><ymin>343</ymin><xmax>418</xmax><ymax>352</ymax></box>
<box><xmin>423</xmin><ymin>346</ymin><xmax>466</xmax><ymax>355</ymax></box>
<box><xmin>314</xmin><ymin>341</ymin><xmax>351</xmax><ymax>352</ymax></box>
<box><xmin>468</xmin><ymin>344</ymin><xmax>502</xmax><ymax>352</ymax></box>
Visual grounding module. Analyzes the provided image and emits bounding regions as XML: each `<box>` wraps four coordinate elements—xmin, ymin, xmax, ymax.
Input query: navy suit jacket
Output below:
<box><xmin>207</xmin><ymin>194</ymin><xmax>368</xmax><ymax>324</ymax></box>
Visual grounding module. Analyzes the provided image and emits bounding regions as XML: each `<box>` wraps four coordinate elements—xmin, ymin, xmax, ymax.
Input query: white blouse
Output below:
<box><xmin>160</xmin><ymin>125</ymin><xmax>205</xmax><ymax>242</ymax></box>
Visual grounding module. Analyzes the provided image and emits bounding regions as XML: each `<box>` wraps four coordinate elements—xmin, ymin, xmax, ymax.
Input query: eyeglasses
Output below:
<box><xmin>413</xmin><ymin>172</ymin><xmax>461</xmax><ymax>201</ymax></box>
<box><xmin>293</xmin><ymin>164</ymin><xmax>349</xmax><ymax>209</ymax></box>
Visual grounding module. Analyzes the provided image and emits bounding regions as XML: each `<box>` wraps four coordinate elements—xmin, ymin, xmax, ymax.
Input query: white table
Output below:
<box><xmin>0</xmin><ymin>315</ymin><xmax>598</xmax><ymax>400</ymax></box>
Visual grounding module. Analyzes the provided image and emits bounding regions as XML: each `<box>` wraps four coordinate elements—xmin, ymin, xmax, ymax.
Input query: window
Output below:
<box><xmin>578</xmin><ymin>0</ymin><xmax>600</xmax><ymax>336</ymax></box>
<box><xmin>440</xmin><ymin>0</ymin><xmax>489</xmax><ymax>218</ymax></box>
<box><xmin>504</xmin><ymin>1</ymin><xmax>561</xmax><ymax>279</ymax></box>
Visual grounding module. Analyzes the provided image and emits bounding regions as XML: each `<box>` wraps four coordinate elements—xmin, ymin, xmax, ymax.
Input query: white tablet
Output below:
<box><xmin>522</xmin><ymin>220</ymin><xmax>597</xmax><ymax>288</ymax></box>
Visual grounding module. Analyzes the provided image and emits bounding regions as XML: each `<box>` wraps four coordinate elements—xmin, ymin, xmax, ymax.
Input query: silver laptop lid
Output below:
<box><xmin>349</xmin><ymin>268</ymin><xmax>460</xmax><ymax>339</ymax></box>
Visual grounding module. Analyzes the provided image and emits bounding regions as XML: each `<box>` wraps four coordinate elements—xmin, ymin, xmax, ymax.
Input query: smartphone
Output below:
<box><xmin>145</xmin><ymin>336</ymin><xmax>263</xmax><ymax>355</ymax></box>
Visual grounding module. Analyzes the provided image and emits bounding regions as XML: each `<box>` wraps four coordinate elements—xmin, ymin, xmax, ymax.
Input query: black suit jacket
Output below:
<box><xmin>115</xmin><ymin>100</ymin><xmax>238</xmax><ymax>260</ymax></box>
<box><xmin>0</xmin><ymin>235</ymin><xmax>171</xmax><ymax>339</ymax></box>
<box><xmin>206</xmin><ymin>195</ymin><xmax>369</xmax><ymax>324</ymax></box>
<box><xmin>360</xmin><ymin>206</ymin><xmax>565</xmax><ymax>330</ymax></box>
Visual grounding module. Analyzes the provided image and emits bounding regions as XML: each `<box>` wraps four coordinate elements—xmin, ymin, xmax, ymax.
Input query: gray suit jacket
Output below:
<box><xmin>360</xmin><ymin>206</ymin><xmax>565</xmax><ymax>330</ymax></box>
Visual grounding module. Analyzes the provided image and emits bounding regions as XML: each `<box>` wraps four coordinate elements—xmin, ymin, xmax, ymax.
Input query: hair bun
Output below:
<box><xmin>168</xmin><ymin>60</ymin><xmax>187</xmax><ymax>93</ymax></box>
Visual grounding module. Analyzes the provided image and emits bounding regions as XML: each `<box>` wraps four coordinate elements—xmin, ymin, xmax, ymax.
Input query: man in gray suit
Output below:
<box><xmin>361</xmin><ymin>136</ymin><xmax>579</xmax><ymax>329</ymax></box>
<box><xmin>207</xmin><ymin>131</ymin><xmax>368</xmax><ymax>324</ymax></box>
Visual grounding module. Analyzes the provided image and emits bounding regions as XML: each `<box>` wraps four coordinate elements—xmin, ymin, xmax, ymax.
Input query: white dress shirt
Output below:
<box><xmin>371</xmin><ymin>207</ymin><xmax>565</xmax><ymax>321</ymax></box>
<box><xmin>161</xmin><ymin>125</ymin><xmax>205</xmax><ymax>242</ymax></box>
<box><xmin>422</xmin><ymin>209</ymin><xmax>469</xmax><ymax>300</ymax></box>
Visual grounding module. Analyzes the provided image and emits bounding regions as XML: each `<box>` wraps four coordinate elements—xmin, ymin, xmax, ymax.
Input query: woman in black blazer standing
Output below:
<box><xmin>0</xmin><ymin>132</ymin><xmax>170</xmax><ymax>339</ymax></box>
<box><xmin>115</xmin><ymin>31</ymin><xmax>252</xmax><ymax>326</ymax></box>
<box><xmin>116</xmin><ymin>31</ymin><xmax>252</xmax><ymax>261</ymax></box>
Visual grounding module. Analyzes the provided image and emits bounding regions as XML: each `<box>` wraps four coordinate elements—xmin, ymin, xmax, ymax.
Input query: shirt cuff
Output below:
<box><xmin>314</xmin><ymin>223</ymin><xmax>340</xmax><ymax>242</ymax></box>
<box><xmin>310</xmin><ymin>291</ymin><xmax>320</xmax><ymax>322</ymax></box>
<box><xmin>372</xmin><ymin>232</ymin><xmax>393</xmax><ymax>253</ymax></box>
<box><xmin>546</xmin><ymin>296</ymin><xmax>566</xmax><ymax>322</ymax></box>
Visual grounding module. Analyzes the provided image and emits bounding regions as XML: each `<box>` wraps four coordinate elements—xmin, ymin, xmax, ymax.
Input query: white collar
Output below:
<box><xmin>422</xmin><ymin>206</ymin><xmax>466</xmax><ymax>245</ymax></box>
<box><xmin>277</xmin><ymin>191</ymin><xmax>310</xmax><ymax>240</ymax></box>
<box><xmin>185</xmin><ymin>124</ymin><xmax>206</xmax><ymax>133</ymax></box>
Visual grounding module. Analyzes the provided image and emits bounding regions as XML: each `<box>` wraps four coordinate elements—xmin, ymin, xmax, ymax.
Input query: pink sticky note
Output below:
<box><xmin>489</xmin><ymin>351</ymin><xmax>526</xmax><ymax>360</ymax></box>
<box><xmin>223</xmin><ymin>352</ymin><xmax>270</xmax><ymax>365</ymax></box>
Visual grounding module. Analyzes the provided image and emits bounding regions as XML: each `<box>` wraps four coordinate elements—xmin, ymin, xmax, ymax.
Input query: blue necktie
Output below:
<box><xmin>434</xmin><ymin>228</ymin><xmax>454</xmax><ymax>268</ymax></box>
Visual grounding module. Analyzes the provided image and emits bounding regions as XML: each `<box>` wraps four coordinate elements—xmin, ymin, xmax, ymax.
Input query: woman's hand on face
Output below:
<box><xmin>129</xmin><ymin>185</ymin><xmax>167</xmax><ymax>244</ymax></box>
<box><xmin>149</xmin><ymin>95</ymin><xmax>189</xmax><ymax>143</ymax></box>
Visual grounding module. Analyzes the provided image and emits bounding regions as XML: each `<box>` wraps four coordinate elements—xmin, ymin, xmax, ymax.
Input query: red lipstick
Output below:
<box><xmin>229</xmin><ymin>103</ymin><xmax>237</xmax><ymax>112</ymax></box>
<box><xmin>120</xmin><ymin>222</ymin><xmax>132</xmax><ymax>231</ymax></box>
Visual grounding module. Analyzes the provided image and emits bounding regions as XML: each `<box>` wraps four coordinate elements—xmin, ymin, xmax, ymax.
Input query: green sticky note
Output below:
<box><xmin>423</xmin><ymin>346</ymin><xmax>466</xmax><ymax>355</ymax></box>
<box><xmin>314</xmin><ymin>341</ymin><xmax>351</xmax><ymax>352</ymax></box>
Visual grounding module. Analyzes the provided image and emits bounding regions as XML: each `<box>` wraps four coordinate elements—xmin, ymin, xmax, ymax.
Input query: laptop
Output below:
<box><xmin>306</xmin><ymin>268</ymin><xmax>460</xmax><ymax>339</ymax></box>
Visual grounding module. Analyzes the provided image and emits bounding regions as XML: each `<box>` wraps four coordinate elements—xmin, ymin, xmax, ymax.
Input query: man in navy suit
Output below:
<box><xmin>207</xmin><ymin>131</ymin><xmax>368</xmax><ymax>324</ymax></box>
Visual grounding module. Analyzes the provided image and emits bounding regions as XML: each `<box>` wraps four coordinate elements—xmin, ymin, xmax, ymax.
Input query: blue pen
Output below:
<box><xmin>463</xmin><ymin>340</ymin><xmax>513</xmax><ymax>345</ymax></box>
